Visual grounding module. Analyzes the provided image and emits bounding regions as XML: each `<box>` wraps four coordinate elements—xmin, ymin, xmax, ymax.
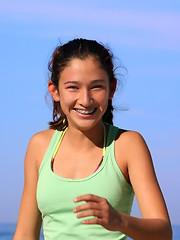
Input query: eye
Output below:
<box><xmin>92</xmin><ymin>85</ymin><xmax>103</xmax><ymax>89</ymax></box>
<box><xmin>67</xmin><ymin>86</ymin><xmax>78</xmax><ymax>89</ymax></box>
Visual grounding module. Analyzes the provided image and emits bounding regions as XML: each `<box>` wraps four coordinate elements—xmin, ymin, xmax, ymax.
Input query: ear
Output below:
<box><xmin>48</xmin><ymin>81</ymin><xmax>60</xmax><ymax>102</ymax></box>
<box><xmin>109</xmin><ymin>78</ymin><xmax>117</xmax><ymax>99</ymax></box>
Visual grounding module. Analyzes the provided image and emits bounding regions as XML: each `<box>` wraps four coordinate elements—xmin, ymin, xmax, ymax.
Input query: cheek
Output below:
<box><xmin>94</xmin><ymin>90</ymin><xmax>109</xmax><ymax>104</ymax></box>
<box><xmin>59</xmin><ymin>92</ymin><xmax>76</xmax><ymax>108</ymax></box>
<box><xmin>91</xmin><ymin>92</ymin><xmax>109</xmax><ymax>115</ymax></box>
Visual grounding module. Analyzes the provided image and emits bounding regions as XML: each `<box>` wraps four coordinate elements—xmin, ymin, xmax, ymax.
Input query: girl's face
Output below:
<box><xmin>51</xmin><ymin>56</ymin><xmax>115</xmax><ymax>131</ymax></box>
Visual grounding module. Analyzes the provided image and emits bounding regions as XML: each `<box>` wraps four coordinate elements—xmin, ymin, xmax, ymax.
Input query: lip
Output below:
<box><xmin>74</xmin><ymin>108</ymin><xmax>97</xmax><ymax>117</ymax></box>
<box><xmin>74</xmin><ymin>108</ymin><xmax>96</xmax><ymax>114</ymax></box>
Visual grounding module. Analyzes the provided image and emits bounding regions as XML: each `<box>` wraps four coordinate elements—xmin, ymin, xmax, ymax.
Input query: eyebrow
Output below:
<box><xmin>64</xmin><ymin>79</ymin><xmax>106</xmax><ymax>85</ymax></box>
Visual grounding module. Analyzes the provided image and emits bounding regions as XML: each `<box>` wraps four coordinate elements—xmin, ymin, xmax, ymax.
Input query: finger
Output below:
<box><xmin>73</xmin><ymin>202</ymin><xmax>99</xmax><ymax>213</ymax></box>
<box><xmin>76</xmin><ymin>209</ymin><xmax>103</xmax><ymax>219</ymax></box>
<box><xmin>81</xmin><ymin>218</ymin><xmax>102</xmax><ymax>225</ymax></box>
<box><xmin>74</xmin><ymin>194</ymin><xmax>102</xmax><ymax>203</ymax></box>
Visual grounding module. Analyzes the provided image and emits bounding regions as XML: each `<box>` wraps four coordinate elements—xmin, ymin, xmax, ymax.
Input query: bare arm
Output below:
<box><xmin>115</xmin><ymin>131</ymin><xmax>172</xmax><ymax>239</ymax></box>
<box><xmin>13</xmin><ymin>134</ymin><xmax>44</xmax><ymax>240</ymax></box>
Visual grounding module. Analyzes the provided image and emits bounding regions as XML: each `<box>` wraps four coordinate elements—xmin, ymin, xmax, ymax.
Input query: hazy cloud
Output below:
<box><xmin>1</xmin><ymin>1</ymin><xmax>180</xmax><ymax>50</ymax></box>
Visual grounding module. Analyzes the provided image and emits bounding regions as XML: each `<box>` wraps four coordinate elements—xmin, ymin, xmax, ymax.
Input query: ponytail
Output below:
<box><xmin>102</xmin><ymin>99</ymin><xmax>114</xmax><ymax>125</ymax></box>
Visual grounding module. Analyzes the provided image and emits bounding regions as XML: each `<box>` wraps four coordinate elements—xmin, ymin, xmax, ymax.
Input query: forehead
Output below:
<box><xmin>67</xmin><ymin>56</ymin><xmax>101</xmax><ymax>69</ymax></box>
<box><xmin>60</xmin><ymin>56</ymin><xmax>108</xmax><ymax>80</ymax></box>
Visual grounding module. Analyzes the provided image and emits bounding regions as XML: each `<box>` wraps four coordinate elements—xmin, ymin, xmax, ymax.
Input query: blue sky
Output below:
<box><xmin>0</xmin><ymin>0</ymin><xmax>180</xmax><ymax>225</ymax></box>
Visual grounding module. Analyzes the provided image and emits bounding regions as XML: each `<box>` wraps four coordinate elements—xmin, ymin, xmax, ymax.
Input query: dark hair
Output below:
<box><xmin>48</xmin><ymin>38</ymin><xmax>116</xmax><ymax>130</ymax></box>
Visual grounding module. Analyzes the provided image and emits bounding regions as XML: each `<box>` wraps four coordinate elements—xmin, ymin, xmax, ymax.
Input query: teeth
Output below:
<box><xmin>75</xmin><ymin>108</ymin><xmax>95</xmax><ymax>114</ymax></box>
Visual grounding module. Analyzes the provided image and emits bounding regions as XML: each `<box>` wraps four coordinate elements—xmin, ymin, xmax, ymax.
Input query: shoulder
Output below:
<box><xmin>29</xmin><ymin>129</ymin><xmax>55</xmax><ymax>146</ymax></box>
<box><xmin>115</xmin><ymin>129</ymin><xmax>147</xmax><ymax>149</ymax></box>
<box><xmin>115</xmin><ymin>129</ymin><xmax>150</xmax><ymax>161</ymax></box>
<box><xmin>26</xmin><ymin>129</ymin><xmax>56</xmax><ymax>171</ymax></box>
<box><xmin>113</xmin><ymin>128</ymin><xmax>150</xmax><ymax>183</ymax></box>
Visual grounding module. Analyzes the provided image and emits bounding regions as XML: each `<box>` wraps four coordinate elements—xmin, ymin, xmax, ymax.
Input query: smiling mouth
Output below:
<box><xmin>75</xmin><ymin>108</ymin><xmax>96</xmax><ymax>115</ymax></box>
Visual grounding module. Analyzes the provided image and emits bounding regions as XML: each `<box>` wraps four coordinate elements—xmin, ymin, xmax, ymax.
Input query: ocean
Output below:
<box><xmin>0</xmin><ymin>223</ymin><xmax>179</xmax><ymax>239</ymax></box>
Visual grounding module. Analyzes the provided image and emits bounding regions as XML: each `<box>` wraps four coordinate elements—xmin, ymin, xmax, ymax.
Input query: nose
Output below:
<box><xmin>79</xmin><ymin>88</ymin><xmax>93</xmax><ymax>107</ymax></box>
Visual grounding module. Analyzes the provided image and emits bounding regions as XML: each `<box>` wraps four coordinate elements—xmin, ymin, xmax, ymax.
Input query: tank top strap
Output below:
<box><xmin>38</xmin><ymin>130</ymin><xmax>63</xmax><ymax>175</ymax></box>
<box><xmin>106</xmin><ymin>124</ymin><xmax>119</xmax><ymax>147</ymax></box>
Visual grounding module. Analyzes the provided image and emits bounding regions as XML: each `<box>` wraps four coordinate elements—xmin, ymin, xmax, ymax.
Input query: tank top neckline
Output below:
<box><xmin>48</xmin><ymin>124</ymin><xmax>114</xmax><ymax>182</ymax></box>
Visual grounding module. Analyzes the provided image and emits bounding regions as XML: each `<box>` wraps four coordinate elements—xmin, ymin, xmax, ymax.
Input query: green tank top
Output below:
<box><xmin>37</xmin><ymin>124</ymin><xmax>134</xmax><ymax>240</ymax></box>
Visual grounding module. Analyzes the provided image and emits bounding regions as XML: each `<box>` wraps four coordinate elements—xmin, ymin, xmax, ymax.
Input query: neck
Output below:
<box><xmin>65</xmin><ymin>122</ymin><xmax>105</xmax><ymax>149</ymax></box>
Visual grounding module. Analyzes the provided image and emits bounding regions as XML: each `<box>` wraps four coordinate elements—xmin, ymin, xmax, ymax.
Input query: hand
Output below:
<box><xmin>73</xmin><ymin>194</ymin><xmax>122</xmax><ymax>231</ymax></box>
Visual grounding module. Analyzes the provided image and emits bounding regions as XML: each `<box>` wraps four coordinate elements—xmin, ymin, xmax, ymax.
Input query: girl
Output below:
<box><xmin>13</xmin><ymin>38</ymin><xmax>172</xmax><ymax>240</ymax></box>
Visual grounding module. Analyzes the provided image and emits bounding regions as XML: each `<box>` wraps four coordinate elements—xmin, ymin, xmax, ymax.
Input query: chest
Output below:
<box><xmin>37</xmin><ymin>163</ymin><xmax>133</xmax><ymax>217</ymax></box>
<box><xmin>52</xmin><ymin>144</ymin><xmax>104</xmax><ymax>179</ymax></box>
